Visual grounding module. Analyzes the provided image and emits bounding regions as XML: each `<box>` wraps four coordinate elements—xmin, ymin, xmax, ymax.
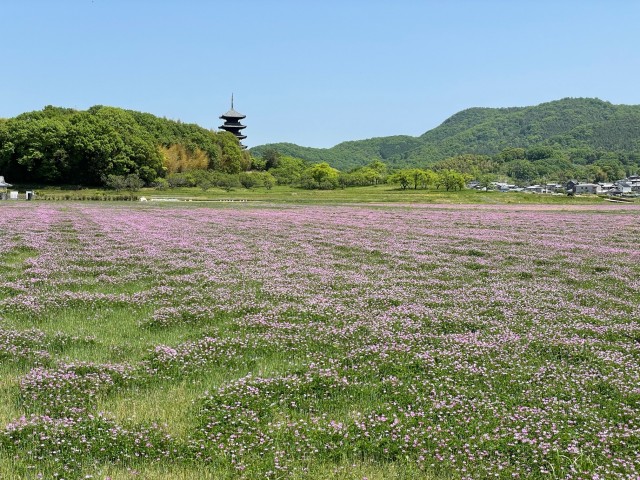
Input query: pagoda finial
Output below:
<box><xmin>231</xmin><ymin>93</ymin><xmax>234</xmax><ymax>109</ymax></box>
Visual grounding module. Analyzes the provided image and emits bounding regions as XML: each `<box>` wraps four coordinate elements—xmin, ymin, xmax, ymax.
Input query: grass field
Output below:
<box><xmin>28</xmin><ymin>184</ymin><xmax>629</xmax><ymax>205</ymax></box>
<box><xmin>1</xmin><ymin>201</ymin><xmax>639</xmax><ymax>479</ymax></box>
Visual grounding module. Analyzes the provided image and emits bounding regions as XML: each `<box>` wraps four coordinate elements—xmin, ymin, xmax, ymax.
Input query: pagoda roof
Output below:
<box><xmin>220</xmin><ymin>108</ymin><xmax>246</xmax><ymax>120</ymax></box>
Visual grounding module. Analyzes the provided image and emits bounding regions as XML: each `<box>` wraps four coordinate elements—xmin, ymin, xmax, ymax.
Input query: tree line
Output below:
<box><xmin>245</xmin><ymin>149</ymin><xmax>468</xmax><ymax>191</ymax></box>
<box><xmin>0</xmin><ymin>105</ymin><xmax>250</xmax><ymax>186</ymax></box>
<box><xmin>3</xmin><ymin>103</ymin><xmax>637</xmax><ymax>192</ymax></box>
<box><xmin>0</xmin><ymin>104</ymin><xmax>470</xmax><ymax>192</ymax></box>
<box><xmin>249</xmin><ymin>145</ymin><xmax>636</xmax><ymax>192</ymax></box>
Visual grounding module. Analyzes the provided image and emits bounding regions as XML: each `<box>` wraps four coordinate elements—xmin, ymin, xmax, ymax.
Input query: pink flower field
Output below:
<box><xmin>0</xmin><ymin>202</ymin><xmax>639</xmax><ymax>479</ymax></box>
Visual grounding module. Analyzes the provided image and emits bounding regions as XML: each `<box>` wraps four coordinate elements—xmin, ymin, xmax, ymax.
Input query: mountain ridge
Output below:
<box><xmin>250</xmin><ymin>98</ymin><xmax>640</xmax><ymax>171</ymax></box>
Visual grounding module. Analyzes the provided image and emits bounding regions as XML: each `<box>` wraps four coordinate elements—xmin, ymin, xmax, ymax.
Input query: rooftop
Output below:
<box><xmin>220</xmin><ymin>108</ymin><xmax>246</xmax><ymax>120</ymax></box>
<box><xmin>220</xmin><ymin>94</ymin><xmax>246</xmax><ymax>119</ymax></box>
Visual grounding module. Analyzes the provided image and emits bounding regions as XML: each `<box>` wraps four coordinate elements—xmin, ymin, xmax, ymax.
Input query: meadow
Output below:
<box><xmin>31</xmin><ymin>184</ymin><xmax>620</xmax><ymax>205</ymax></box>
<box><xmin>0</xmin><ymin>201</ymin><xmax>639</xmax><ymax>479</ymax></box>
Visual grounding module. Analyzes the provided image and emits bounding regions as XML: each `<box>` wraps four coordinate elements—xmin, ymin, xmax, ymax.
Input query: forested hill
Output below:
<box><xmin>251</xmin><ymin>98</ymin><xmax>640</xmax><ymax>171</ymax></box>
<box><xmin>0</xmin><ymin>105</ymin><xmax>249</xmax><ymax>185</ymax></box>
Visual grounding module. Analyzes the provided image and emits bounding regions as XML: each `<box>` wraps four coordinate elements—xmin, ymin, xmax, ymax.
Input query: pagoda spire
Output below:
<box><xmin>219</xmin><ymin>94</ymin><xmax>247</xmax><ymax>148</ymax></box>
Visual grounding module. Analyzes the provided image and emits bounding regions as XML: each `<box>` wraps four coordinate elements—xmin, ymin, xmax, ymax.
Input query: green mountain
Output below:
<box><xmin>251</xmin><ymin>98</ymin><xmax>640</xmax><ymax>171</ymax></box>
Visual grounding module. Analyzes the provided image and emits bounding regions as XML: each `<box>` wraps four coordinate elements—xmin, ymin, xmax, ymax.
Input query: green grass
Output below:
<box><xmin>0</xmin><ymin>366</ymin><xmax>26</xmax><ymax>426</ymax></box>
<box><xmin>28</xmin><ymin>184</ymin><xmax>620</xmax><ymax>205</ymax></box>
<box><xmin>85</xmin><ymin>459</ymin><xmax>440</xmax><ymax>480</ymax></box>
<box><xmin>97</xmin><ymin>349</ymin><xmax>311</xmax><ymax>440</ymax></box>
<box><xmin>1</xmin><ymin>246</ymin><xmax>39</xmax><ymax>288</ymax></box>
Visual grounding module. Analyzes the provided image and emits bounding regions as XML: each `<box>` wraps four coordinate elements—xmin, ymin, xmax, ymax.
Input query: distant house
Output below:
<box><xmin>626</xmin><ymin>177</ymin><xmax>640</xmax><ymax>192</ymax></box>
<box><xmin>611</xmin><ymin>181</ymin><xmax>632</xmax><ymax>195</ymax></box>
<box><xmin>492</xmin><ymin>182</ymin><xmax>517</xmax><ymax>192</ymax></box>
<box><xmin>525</xmin><ymin>184</ymin><xmax>560</xmax><ymax>194</ymax></box>
<box><xmin>574</xmin><ymin>183</ymin><xmax>602</xmax><ymax>194</ymax></box>
<box><xmin>566</xmin><ymin>180</ymin><xmax>579</xmax><ymax>194</ymax></box>
<box><xmin>566</xmin><ymin>180</ymin><xmax>602</xmax><ymax>195</ymax></box>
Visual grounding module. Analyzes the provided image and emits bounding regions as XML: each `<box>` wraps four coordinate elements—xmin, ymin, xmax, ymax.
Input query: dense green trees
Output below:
<box><xmin>386</xmin><ymin>168</ymin><xmax>464</xmax><ymax>191</ymax></box>
<box><xmin>250</xmin><ymin>144</ymin><xmax>632</xmax><ymax>192</ymax></box>
<box><xmin>337</xmin><ymin>159</ymin><xmax>389</xmax><ymax>187</ymax></box>
<box><xmin>300</xmin><ymin>162</ymin><xmax>340</xmax><ymax>189</ymax></box>
<box><xmin>0</xmin><ymin>106</ymin><xmax>164</xmax><ymax>185</ymax></box>
<box><xmin>268</xmin><ymin>156</ymin><xmax>307</xmax><ymax>185</ymax></box>
<box><xmin>438</xmin><ymin>170</ymin><xmax>468</xmax><ymax>191</ymax></box>
<box><xmin>415</xmin><ymin>146</ymin><xmax>635</xmax><ymax>185</ymax></box>
<box><xmin>211</xmin><ymin>131</ymin><xmax>251</xmax><ymax>174</ymax></box>
<box><xmin>431</xmin><ymin>154</ymin><xmax>495</xmax><ymax>178</ymax></box>
<box><xmin>104</xmin><ymin>173</ymin><xmax>145</xmax><ymax>191</ymax></box>
<box><xmin>387</xmin><ymin>170</ymin><xmax>412</xmax><ymax>190</ymax></box>
<box><xmin>0</xmin><ymin>105</ymin><xmax>249</xmax><ymax>186</ymax></box>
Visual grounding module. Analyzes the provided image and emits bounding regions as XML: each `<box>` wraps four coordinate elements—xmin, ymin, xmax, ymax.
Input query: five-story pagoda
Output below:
<box><xmin>219</xmin><ymin>94</ymin><xmax>247</xmax><ymax>148</ymax></box>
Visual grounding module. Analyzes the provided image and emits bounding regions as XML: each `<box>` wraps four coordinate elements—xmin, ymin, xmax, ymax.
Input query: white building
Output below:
<box><xmin>574</xmin><ymin>183</ymin><xmax>602</xmax><ymax>194</ymax></box>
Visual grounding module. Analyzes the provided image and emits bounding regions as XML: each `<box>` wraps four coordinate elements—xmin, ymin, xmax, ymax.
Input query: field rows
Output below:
<box><xmin>0</xmin><ymin>202</ymin><xmax>639</xmax><ymax>479</ymax></box>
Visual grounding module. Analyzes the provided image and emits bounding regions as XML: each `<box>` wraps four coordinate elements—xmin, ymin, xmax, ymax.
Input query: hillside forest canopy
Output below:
<box><xmin>0</xmin><ymin>105</ymin><xmax>251</xmax><ymax>186</ymax></box>
<box><xmin>252</xmin><ymin>98</ymin><xmax>640</xmax><ymax>183</ymax></box>
<box><xmin>1</xmin><ymin>98</ymin><xmax>639</xmax><ymax>190</ymax></box>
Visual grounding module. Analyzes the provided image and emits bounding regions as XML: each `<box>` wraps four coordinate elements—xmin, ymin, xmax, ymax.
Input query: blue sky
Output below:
<box><xmin>1</xmin><ymin>0</ymin><xmax>639</xmax><ymax>148</ymax></box>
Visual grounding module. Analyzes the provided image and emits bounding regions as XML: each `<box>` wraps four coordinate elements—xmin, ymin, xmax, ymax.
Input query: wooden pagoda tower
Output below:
<box><xmin>219</xmin><ymin>94</ymin><xmax>247</xmax><ymax>148</ymax></box>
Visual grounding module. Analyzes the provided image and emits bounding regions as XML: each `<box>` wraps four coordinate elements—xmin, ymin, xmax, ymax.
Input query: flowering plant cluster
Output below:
<box><xmin>0</xmin><ymin>326</ymin><xmax>51</xmax><ymax>364</ymax></box>
<box><xmin>0</xmin><ymin>202</ymin><xmax>638</xmax><ymax>479</ymax></box>
<box><xmin>20</xmin><ymin>362</ymin><xmax>139</xmax><ymax>416</ymax></box>
<box><xmin>2</xmin><ymin>413</ymin><xmax>180</xmax><ymax>477</ymax></box>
